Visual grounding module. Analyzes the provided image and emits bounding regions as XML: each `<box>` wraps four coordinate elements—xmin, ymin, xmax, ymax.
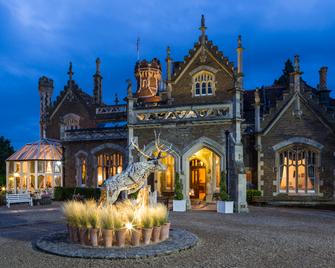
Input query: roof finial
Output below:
<box><xmin>96</xmin><ymin>57</ymin><xmax>101</xmax><ymax>73</ymax></box>
<box><xmin>67</xmin><ymin>62</ymin><xmax>74</xmax><ymax>81</ymax></box>
<box><xmin>199</xmin><ymin>14</ymin><xmax>207</xmax><ymax>40</ymax></box>
<box><xmin>114</xmin><ymin>93</ymin><xmax>119</xmax><ymax>105</ymax></box>
<box><xmin>238</xmin><ymin>35</ymin><xmax>242</xmax><ymax>48</ymax></box>
<box><xmin>166</xmin><ymin>46</ymin><xmax>171</xmax><ymax>59</ymax></box>
<box><xmin>294</xmin><ymin>55</ymin><xmax>300</xmax><ymax>72</ymax></box>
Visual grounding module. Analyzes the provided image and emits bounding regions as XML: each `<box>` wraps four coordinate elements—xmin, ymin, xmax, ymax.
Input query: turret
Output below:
<box><xmin>135</xmin><ymin>58</ymin><xmax>162</xmax><ymax>103</ymax></box>
<box><xmin>93</xmin><ymin>58</ymin><xmax>103</xmax><ymax>105</ymax></box>
<box><xmin>38</xmin><ymin>76</ymin><xmax>54</xmax><ymax>138</ymax></box>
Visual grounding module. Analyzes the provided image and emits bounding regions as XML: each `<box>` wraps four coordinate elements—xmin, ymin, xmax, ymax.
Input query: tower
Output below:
<box><xmin>38</xmin><ymin>76</ymin><xmax>54</xmax><ymax>138</ymax></box>
<box><xmin>93</xmin><ymin>58</ymin><xmax>103</xmax><ymax>105</ymax></box>
<box><xmin>135</xmin><ymin>58</ymin><xmax>162</xmax><ymax>103</ymax></box>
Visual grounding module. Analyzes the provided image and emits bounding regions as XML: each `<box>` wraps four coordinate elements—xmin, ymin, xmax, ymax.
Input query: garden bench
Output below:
<box><xmin>6</xmin><ymin>193</ymin><xmax>33</xmax><ymax>208</ymax></box>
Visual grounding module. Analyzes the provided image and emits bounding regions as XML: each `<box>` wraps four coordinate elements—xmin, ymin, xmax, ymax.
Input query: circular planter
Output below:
<box><xmin>34</xmin><ymin>228</ymin><xmax>198</xmax><ymax>259</ymax></box>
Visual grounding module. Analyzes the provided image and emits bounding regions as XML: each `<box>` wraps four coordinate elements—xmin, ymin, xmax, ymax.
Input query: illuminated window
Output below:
<box><xmin>193</xmin><ymin>71</ymin><xmax>215</xmax><ymax>96</ymax></box>
<box><xmin>155</xmin><ymin>151</ymin><xmax>175</xmax><ymax>194</ymax></box>
<box><xmin>278</xmin><ymin>146</ymin><xmax>318</xmax><ymax>194</ymax></box>
<box><xmin>79</xmin><ymin>159</ymin><xmax>87</xmax><ymax>186</ymax></box>
<box><xmin>97</xmin><ymin>152</ymin><xmax>123</xmax><ymax>186</ymax></box>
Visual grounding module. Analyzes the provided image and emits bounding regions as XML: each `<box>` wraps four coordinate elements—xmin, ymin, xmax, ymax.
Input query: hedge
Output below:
<box><xmin>246</xmin><ymin>189</ymin><xmax>261</xmax><ymax>203</ymax></box>
<box><xmin>54</xmin><ymin>187</ymin><xmax>101</xmax><ymax>201</ymax></box>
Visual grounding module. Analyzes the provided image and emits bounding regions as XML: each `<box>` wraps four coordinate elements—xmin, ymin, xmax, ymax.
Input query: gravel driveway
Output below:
<box><xmin>0</xmin><ymin>204</ymin><xmax>334</xmax><ymax>268</ymax></box>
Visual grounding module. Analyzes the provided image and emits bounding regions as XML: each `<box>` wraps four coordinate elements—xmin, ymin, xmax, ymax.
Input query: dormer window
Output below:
<box><xmin>193</xmin><ymin>71</ymin><xmax>215</xmax><ymax>96</ymax></box>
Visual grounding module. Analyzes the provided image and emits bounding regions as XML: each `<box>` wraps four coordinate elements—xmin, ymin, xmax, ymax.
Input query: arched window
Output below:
<box><xmin>195</xmin><ymin>83</ymin><xmax>200</xmax><ymax>96</ymax></box>
<box><xmin>153</xmin><ymin>151</ymin><xmax>175</xmax><ymax>195</ymax></box>
<box><xmin>78</xmin><ymin>158</ymin><xmax>87</xmax><ymax>186</ymax></box>
<box><xmin>278</xmin><ymin>145</ymin><xmax>318</xmax><ymax>194</ymax></box>
<box><xmin>97</xmin><ymin>152</ymin><xmax>123</xmax><ymax>186</ymax></box>
<box><xmin>192</xmin><ymin>71</ymin><xmax>215</xmax><ymax>96</ymax></box>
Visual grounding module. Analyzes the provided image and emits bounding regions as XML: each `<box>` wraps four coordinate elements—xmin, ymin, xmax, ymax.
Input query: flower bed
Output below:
<box><xmin>62</xmin><ymin>200</ymin><xmax>170</xmax><ymax>248</ymax></box>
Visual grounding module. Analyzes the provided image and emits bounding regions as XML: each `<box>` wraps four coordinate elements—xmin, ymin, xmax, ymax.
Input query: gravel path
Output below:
<box><xmin>0</xmin><ymin>205</ymin><xmax>334</xmax><ymax>268</ymax></box>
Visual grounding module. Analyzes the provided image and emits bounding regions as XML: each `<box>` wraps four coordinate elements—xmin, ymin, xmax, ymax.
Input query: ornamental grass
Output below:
<box><xmin>62</xmin><ymin>200</ymin><xmax>168</xmax><ymax>230</ymax></box>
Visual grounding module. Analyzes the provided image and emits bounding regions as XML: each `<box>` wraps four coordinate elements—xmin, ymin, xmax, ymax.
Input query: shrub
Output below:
<box><xmin>101</xmin><ymin>205</ymin><xmax>115</xmax><ymax>229</ymax></box>
<box><xmin>246</xmin><ymin>189</ymin><xmax>261</xmax><ymax>203</ymax></box>
<box><xmin>53</xmin><ymin>187</ymin><xmax>101</xmax><ymax>201</ymax></box>
<box><xmin>219</xmin><ymin>171</ymin><xmax>231</xmax><ymax>201</ymax></box>
<box><xmin>174</xmin><ymin>173</ymin><xmax>183</xmax><ymax>200</ymax></box>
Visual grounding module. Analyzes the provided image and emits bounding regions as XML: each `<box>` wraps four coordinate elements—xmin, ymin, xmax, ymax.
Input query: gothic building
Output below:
<box><xmin>23</xmin><ymin>16</ymin><xmax>335</xmax><ymax>209</ymax></box>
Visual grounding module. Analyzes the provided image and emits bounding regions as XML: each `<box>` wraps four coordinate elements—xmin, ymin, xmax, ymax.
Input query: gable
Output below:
<box><xmin>171</xmin><ymin>45</ymin><xmax>235</xmax><ymax>105</ymax></box>
<box><xmin>263</xmin><ymin>94</ymin><xmax>335</xmax><ymax>138</ymax></box>
<box><xmin>47</xmin><ymin>88</ymin><xmax>96</xmax><ymax>139</ymax></box>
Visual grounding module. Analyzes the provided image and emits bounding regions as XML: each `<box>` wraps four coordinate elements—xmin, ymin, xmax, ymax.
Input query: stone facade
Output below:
<box><xmin>38</xmin><ymin>16</ymin><xmax>335</xmax><ymax>207</ymax></box>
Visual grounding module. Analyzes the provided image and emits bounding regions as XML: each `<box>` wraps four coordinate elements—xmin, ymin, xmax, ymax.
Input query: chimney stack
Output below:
<box><xmin>318</xmin><ymin>66</ymin><xmax>330</xmax><ymax>105</ymax></box>
<box><xmin>319</xmin><ymin>66</ymin><xmax>328</xmax><ymax>91</ymax></box>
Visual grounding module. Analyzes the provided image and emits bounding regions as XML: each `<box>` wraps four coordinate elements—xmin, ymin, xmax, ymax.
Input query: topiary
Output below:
<box><xmin>219</xmin><ymin>171</ymin><xmax>230</xmax><ymax>201</ymax></box>
<box><xmin>174</xmin><ymin>173</ymin><xmax>184</xmax><ymax>200</ymax></box>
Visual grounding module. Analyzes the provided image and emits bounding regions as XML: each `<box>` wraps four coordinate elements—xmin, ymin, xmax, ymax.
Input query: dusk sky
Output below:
<box><xmin>1</xmin><ymin>0</ymin><xmax>335</xmax><ymax>149</ymax></box>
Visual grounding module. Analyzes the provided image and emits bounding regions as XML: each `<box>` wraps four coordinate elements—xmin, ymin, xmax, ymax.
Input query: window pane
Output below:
<box><xmin>46</xmin><ymin>161</ymin><xmax>53</xmax><ymax>173</ymax></box>
<box><xmin>288</xmin><ymin>165</ymin><xmax>296</xmax><ymax>192</ymax></box>
<box><xmin>38</xmin><ymin>175</ymin><xmax>45</xmax><ymax>189</ymax></box>
<box><xmin>9</xmin><ymin>162</ymin><xmax>14</xmax><ymax>173</ymax></box>
<box><xmin>46</xmin><ymin>175</ymin><xmax>52</xmax><ymax>188</ymax></box>
<box><xmin>307</xmin><ymin>166</ymin><xmax>315</xmax><ymax>192</ymax></box>
<box><xmin>38</xmin><ymin>161</ymin><xmax>45</xmax><ymax>173</ymax></box>
<box><xmin>279</xmin><ymin>165</ymin><xmax>287</xmax><ymax>192</ymax></box>
<box><xmin>29</xmin><ymin>161</ymin><xmax>35</xmax><ymax>173</ymax></box>
<box><xmin>54</xmin><ymin>175</ymin><xmax>61</xmax><ymax>187</ymax></box>
<box><xmin>54</xmin><ymin>161</ymin><xmax>61</xmax><ymax>173</ymax></box>
<box><xmin>208</xmin><ymin>82</ymin><xmax>212</xmax><ymax>95</ymax></box>
<box><xmin>30</xmin><ymin>175</ymin><xmax>35</xmax><ymax>190</ymax></box>
<box><xmin>201</xmin><ymin>82</ymin><xmax>206</xmax><ymax>95</ymax></box>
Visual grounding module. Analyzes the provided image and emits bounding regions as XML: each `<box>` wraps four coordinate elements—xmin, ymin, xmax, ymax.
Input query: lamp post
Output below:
<box><xmin>225</xmin><ymin>130</ymin><xmax>230</xmax><ymax>195</ymax></box>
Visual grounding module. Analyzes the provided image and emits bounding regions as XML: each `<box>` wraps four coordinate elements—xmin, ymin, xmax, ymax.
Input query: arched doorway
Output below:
<box><xmin>188</xmin><ymin>147</ymin><xmax>221</xmax><ymax>201</ymax></box>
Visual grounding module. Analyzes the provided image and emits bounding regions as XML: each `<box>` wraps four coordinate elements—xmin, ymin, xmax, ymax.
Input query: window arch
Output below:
<box><xmin>97</xmin><ymin>152</ymin><xmax>123</xmax><ymax>186</ymax></box>
<box><xmin>278</xmin><ymin>145</ymin><xmax>319</xmax><ymax>194</ymax></box>
<box><xmin>193</xmin><ymin>71</ymin><xmax>215</xmax><ymax>96</ymax></box>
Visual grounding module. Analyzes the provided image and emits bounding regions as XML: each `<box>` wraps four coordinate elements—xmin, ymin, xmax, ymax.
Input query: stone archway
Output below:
<box><xmin>182</xmin><ymin>137</ymin><xmax>225</xmax><ymax>207</ymax></box>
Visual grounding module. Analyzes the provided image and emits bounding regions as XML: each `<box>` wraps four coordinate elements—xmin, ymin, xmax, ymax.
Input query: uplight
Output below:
<box><xmin>125</xmin><ymin>222</ymin><xmax>133</xmax><ymax>230</ymax></box>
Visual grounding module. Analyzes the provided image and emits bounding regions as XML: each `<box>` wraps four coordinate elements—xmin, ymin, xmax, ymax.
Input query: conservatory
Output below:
<box><xmin>6</xmin><ymin>139</ymin><xmax>63</xmax><ymax>194</ymax></box>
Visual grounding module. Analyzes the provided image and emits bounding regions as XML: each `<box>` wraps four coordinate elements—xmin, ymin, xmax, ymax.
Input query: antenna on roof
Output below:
<box><xmin>136</xmin><ymin>37</ymin><xmax>140</xmax><ymax>61</ymax></box>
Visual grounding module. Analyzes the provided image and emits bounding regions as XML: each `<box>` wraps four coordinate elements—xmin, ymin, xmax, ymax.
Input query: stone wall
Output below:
<box><xmin>63</xmin><ymin>139</ymin><xmax>127</xmax><ymax>187</ymax></box>
<box><xmin>260</xmin><ymin>100</ymin><xmax>335</xmax><ymax>200</ymax></box>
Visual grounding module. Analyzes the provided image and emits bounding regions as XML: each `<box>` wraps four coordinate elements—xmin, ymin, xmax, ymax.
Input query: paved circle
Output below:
<box><xmin>34</xmin><ymin>228</ymin><xmax>199</xmax><ymax>259</ymax></box>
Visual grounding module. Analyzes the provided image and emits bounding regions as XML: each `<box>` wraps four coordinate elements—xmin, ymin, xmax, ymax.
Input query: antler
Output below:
<box><xmin>130</xmin><ymin>138</ymin><xmax>152</xmax><ymax>159</ymax></box>
<box><xmin>154</xmin><ymin>131</ymin><xmax>172</xmax><ymax>158</ymax></box>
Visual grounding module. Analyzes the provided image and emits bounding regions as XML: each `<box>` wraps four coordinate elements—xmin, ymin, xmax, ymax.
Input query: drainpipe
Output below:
<box><xmin>225</xmin><ymin>130</ymin><xmax>230</xmax><ymax>195</ymax></box>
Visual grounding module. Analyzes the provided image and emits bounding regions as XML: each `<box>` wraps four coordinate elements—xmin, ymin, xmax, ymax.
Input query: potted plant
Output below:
<box><xmin>157</xmin><ymin>204</ymin><xmax>170</xmax><ymax>240</ymax></box>
<box><xmin>114</xmin><ymin>211</ymin><xmax>126</xmax><ymax>247</ymax></box>
<box><xmin>217</xmin><ymin>171</ymin><xmax>234</xmax><ymax>214</ymax></box>
<box><xmin>173</xmin><ymin>173</ymin><xmax>186</xmax><ymax>212</ymax></box>
<box><xmin>141</xmin><ymin>208</ymin><xmax>153</xmax><ymax>245</ymax></box>
<box><xmin>87</xmin><ymin>206</ymin><xmax>100</xmax><ymax>247</ymax></box>
<box><xmin>130</xmin><ymin>212</ymin><xmax>142</xmax><ymax>246</ymax></box>
<box><xmin>151</xmin><ymin>207</ymin><xmax>162</xmax><ymax>243</ymax></box>
<box><xmin>77</xmin><ymin>203</ymin><xmax>90</xmax><ymax>245</ymax></box>
<box><xmin>101</xmin><ymin>206</ymin><xmax>115</xmax><ymax>247</ymax></box>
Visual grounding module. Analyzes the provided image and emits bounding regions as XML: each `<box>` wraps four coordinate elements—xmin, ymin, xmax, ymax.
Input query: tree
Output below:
<box><xmin>219</xmin><ymin>171</ymin><xmax>230</xmax><ymax>201</ymax></box>
<box><xmin>174</xmin><ymin>173</ymin><xmax>184</xmax><ymax>200</ymax></box>
<box><xmin>273</xmin><ymin>59</ymin><xmax>294</xmax><ymax>86</ymax></box>
<box><xmin>0</xmin><ymin>136</ymin><xmax>14</xmax><ymax>186</ymax></box>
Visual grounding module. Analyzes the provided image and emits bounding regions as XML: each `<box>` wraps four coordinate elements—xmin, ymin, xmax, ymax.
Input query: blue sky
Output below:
<box><xmin>0</xmin><ymin>0</ymin><xmax>335</xmax><ymax>149</ymax></box>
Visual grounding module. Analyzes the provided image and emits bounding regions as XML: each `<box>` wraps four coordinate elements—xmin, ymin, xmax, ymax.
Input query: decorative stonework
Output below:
<box><xmin>64</xmin><ymin>128</ymin><xmax>127</xmax><ymax>141</ymax></box>
<box><xmin>96</xmin><ymin>105</ymin><xmax>126</xmax><ymax>115</ymax></box>
<box><xmin>35</xmin><ymin>229</ymin><xmax>198</xmax><ymax>259</ymax></box>
<box><xmin>134</xmin><ymin>104</ymin><xmax>231</xmax><ymax>123</ymax></box>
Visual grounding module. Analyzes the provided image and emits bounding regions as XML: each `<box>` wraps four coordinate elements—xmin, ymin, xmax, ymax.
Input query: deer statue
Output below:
<box><xmin>102</xmin><ymin>132</ymin><xmax>171</xmax><ymax>205</ymax></box>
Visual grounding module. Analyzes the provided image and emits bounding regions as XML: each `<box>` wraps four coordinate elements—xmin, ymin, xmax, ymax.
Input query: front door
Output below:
<box><xmin>190</xmin><ymin>159</ymin><xmax>206</xmax><ymax>200</ymax></box>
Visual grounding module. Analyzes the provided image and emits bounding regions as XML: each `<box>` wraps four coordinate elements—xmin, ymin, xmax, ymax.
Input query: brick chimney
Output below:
<box><xmin>318</xmin><ymin>66</ymin><xmax>330</xmax><ymax>105</ymax></box>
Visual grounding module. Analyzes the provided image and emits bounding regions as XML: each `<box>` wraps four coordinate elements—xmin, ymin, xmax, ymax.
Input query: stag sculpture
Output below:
<box><xmin>103</xmin><ymin>132</ymin><xmax>171</xmax><ymax>204</ymax></box>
